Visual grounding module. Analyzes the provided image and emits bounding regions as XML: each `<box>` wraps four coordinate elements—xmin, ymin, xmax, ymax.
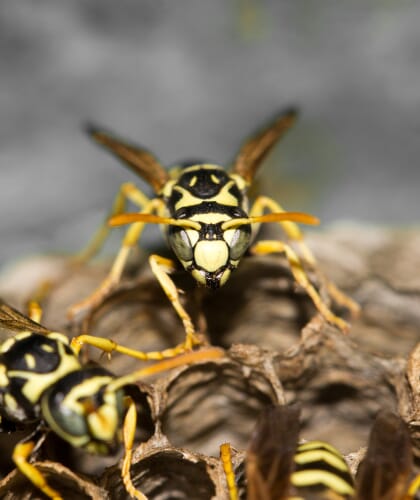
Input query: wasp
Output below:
<box><xmin>0</xmin><ymin>300</ymin><xmax>223</xmax><ymax>499</ymax></box>
<box><xmin>220</xmin><ymin>405</ymin><xmax>420</xmax><ymax>499</ymax></box>
<box><xmin>68</xmin><ymin>109</ymin><xmax>359</xmax><ymax>350</ymax></box>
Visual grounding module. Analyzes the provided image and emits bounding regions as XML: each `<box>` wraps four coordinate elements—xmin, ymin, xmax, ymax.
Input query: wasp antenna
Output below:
<box><xmin>106</xmin><ymin>347</ymin><xmax>225</xmax><ymax>392</ymax></box>
<box><xmin>221</xmin><ymin>212</ymin><xmax>319</xmax><ymax>231</ymax></box>
<box><xmin>109</xmin><ymin>213</ymin><xmax>201</xmax><ymax>230</ymax></box>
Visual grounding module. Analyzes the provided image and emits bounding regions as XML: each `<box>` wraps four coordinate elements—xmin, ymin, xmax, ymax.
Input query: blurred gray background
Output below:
<box><xmin>1</xmin><ymin>0</ymin><xmax>420</xmax><ymax>267</ymax></box>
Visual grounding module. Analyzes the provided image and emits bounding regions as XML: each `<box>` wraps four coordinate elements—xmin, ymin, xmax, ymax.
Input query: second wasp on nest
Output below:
<box><xmin>68</xmin><ymin>108</ymin><xmax>359</xmax><ymax>351</ymax></box>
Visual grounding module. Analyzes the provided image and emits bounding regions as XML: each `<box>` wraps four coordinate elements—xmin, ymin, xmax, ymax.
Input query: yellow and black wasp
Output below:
<box><xmin>220</xmin><ymin>405</ymin><xmax>420</xmax><ymax>500</ymax></box>
<box><xmin>0</xmin><ymin>300</ymin><xmax>223</xmax><ymax>499</ymax></box>
<box><xmin>68</xmin><ymin>109</ymin><xmax>359</xmax><ymax>350</ymax></box>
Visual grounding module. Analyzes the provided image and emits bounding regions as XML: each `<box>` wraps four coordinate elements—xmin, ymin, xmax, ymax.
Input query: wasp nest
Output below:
<box><xmin>0</xmin><ymin>225</ymin><xmax>419</xmax><ymax>498</ymax></box>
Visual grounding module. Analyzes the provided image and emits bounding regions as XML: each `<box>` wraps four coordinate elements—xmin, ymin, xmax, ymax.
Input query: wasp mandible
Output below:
<box><xmin>69</xmin><ymin>109</ymin><xmax>359</xmax><ymax>350</ymax></box>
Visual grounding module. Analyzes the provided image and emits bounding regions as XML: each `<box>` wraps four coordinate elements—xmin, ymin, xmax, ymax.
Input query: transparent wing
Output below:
<box><xmin>85</xmin><ymin>123</ymin><xmax>170</xmax><ymax>192</ymax></box>
<box><xmin>355</xmin><ymin>411</ymin><xmax>413</xmax><ymax>500</ymax></box>
<box><xmin>246</xmin><ymin>404</ymin><xmax>300</xmax><ymax>500</ymax></box>
<box><xmin>0</xmin><ymin>300</ymin><xmax>50</xmax><ymax>335</ymax></box>
<box><xmin>232</xmin><ymin>108</ymin><xmax>298</xmax><ymax>184</ymax></box>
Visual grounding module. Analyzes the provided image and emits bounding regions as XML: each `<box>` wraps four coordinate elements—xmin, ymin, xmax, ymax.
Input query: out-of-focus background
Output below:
<box><xmin>1</xmin><ymin>0</ymin><xmax>419</xmax><ymax>266</ymax></box>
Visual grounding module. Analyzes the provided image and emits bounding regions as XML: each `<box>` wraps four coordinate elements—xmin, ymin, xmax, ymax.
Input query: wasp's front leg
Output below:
<box><xmin>251</xmin><ymin>240</ymin><xmax>350</xmax><ymax>332</ymax></box>
<box><xmin>149</xmin><ymin>254</ymin><xmax>203</xmax><ymax>351</ymax></box>
<box><xmin>220</xmin><ymin>443</ymin><xmax>239</xmax><ymax>500</ymax></box>
<box><xmin>121</xmin><ymin>396</ymin><xmax>148</xmax><ymax>500</ymax></box>
<box><xmin>68</xmin><ymin>197</ymin><xmax>164</xmax><ymax>321</ymax></box>
<box><xmin>249</xmin><ymin>195</ymin><xmax>360</xmax><ymax>318</ymax></box>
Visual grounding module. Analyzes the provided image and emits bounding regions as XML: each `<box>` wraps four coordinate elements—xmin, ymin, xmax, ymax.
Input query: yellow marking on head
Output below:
<box><xmin>191</xmin><ymin>269</ymin><xmax>206</xmax><ymax>285</ymax></box>
<box><xmin>191</xmin><ymin>213</ymin><xmax>230</xmax><ymax>225</ymax></box>
<box><xmin>291</xmin><ymin>470</ymin><xmax>355</xmax><ymax>495</ymax></box>
<box><xmin>87</xmin><ymin>401</ymin><xmax>119</xmax><ymax>442</ymax></box>
<box><xmin>211</xmin><ymin>174</ymin><xmax>220</xmax><ymax>184</ymax></box>
<box><xmin>61</xmin><ymin>375</ymin><xmax>113</xmax><ymax>414</ymax></box>
<box><xmin>194</xmin><ymin>240</ymin><xmax>229</xmax><ymax>272</ymax></box>
<box><xmin>24</xmin><ymin>354</ymin><xmax>36</xmax><ymax>370</ymax></box>
<box><xmin>185</xmin><ymin>229</ymin><xmax>199</xmax><ymax>247</ymax></box>
<box><xmin>189</xmin><ymin>175</ymin><xmax>198</xmax><ymax>187</ymax></box>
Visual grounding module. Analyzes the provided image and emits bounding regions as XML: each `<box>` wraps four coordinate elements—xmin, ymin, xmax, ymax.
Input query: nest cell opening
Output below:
<box><xmin>160</xmin><ymin>361</ymin><xmax>280</xmax><ymax>456</ymax></box>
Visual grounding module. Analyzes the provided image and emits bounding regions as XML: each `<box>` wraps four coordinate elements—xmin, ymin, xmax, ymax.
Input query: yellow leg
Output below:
<box><xmin>149</xmin><ymin>254</ymin><xmax>202</xmax><ymax>350</ymax></box>
<box><xmin>250</xmin><ymin>195</ymin><xmax>360</xmax><ymax>317</ymax></box>
<box><xmin>405</xmin><ymin>473</ymin><xmax>420</xmax><ymax>499</ymax></box>
<box><xmin>220</xmin><ymin>443</ymin><xmax>239</xmax><ymax>500</ymax></box>
<box><xmin>74</xmin><ymin>182</ymin><xmax>151</xmax><ymax>264</ymax></box>
<box><xmin>251</xmin><ymin>240</ymin><xmax>350</xmax><ymax>332</ymax></box>
<box><xmin>70</xmin><ymin>334</ymin><xmax>192</xmax><ymax>361</ymax></box>
<box><xmin>68</xmin><ymin>197</ymin><xmax>165</xmax><ymax>320</ymax></box>
<box><xmin>13</xmin><ymin>441</ymin><xmax>63</xmax><ymax>500</ymax></box>
<box><xmin>121</xmin><ymin>397</ymin><xmax>148</xmax><ymax>500</ymax></box>
<box><xmin>27</xmin><ymin>300</ymin><xmax>43</xmax><ymax>323</ymax></box>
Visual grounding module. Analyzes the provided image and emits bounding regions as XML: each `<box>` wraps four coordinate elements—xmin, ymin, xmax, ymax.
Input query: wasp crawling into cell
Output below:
<box><xmin>68</xmin><ymin>109</ymin><xmax>359</xmax><ymax>348</ymax></box>
<box><xmin>0</xmin><ymin>300</ymin><xmax>223</xmax><ymax>499</ymax></box>
<box><xmin>220</xmin><ymin>405</ymin><xmax>420</xmax><ymax>500</ymax></box>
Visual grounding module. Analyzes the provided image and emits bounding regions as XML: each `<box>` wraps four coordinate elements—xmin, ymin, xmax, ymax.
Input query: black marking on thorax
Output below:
<box><xmin>2</xmin><ymin>334</ymin><xmax>69</xmax><ymax>374</ymax></box>
<box><xmin>178</xmin><ymin>168</ymin><xmax>230</xmax><ymax>198</ymax></box>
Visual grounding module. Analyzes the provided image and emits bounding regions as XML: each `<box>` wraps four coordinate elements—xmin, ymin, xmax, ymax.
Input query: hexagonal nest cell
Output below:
<box><xmin>0</xmin><ymin>226</ymin><xmax>419</xmax><ymax>499</ymax></box>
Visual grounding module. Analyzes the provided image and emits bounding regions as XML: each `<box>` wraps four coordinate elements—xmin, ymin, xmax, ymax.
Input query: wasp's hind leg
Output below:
<box><xmin>12</xmin><ymin>429</ymin><xmax>62</xmax><ymax>500</ymax></box>
<box><xmin>220</xmin><ymin>443</ymin><xmax>239</xmax><ymax>500</ymax></box>
<box><xmin>249</xmin><ymin>195</ymin><xmax>360</xmax><ymax>319</ymax></box>
<box><xmin>149</xmin><ymin>254</ymin><xmax>203</xmax><ymax>351</ymax></box>
<box><xmin>251</xmin><ymin>240</ymin><xmax>350</xmax><ymax>332</ymax></box>
<box><xmin>121</xmin><ymin>396</ymin><xmax>147</xmax><ymax>500</ymax></box>
<box><xmin>68</xmin><ymin>197</ymin><xmax>164</xmax><ymax>321</ymax></box>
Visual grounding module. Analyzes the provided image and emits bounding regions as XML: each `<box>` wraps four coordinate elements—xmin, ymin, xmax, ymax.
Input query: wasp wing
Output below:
<box><xmin>85</xmin><ymin>123</ymin><xmax>170</xmax><ymax>193</ymax></box>
<box><xmin>246</xmin><ymin>404</ymin><xmax>300</xmax><ymax>500</ymax></box>
<box><xmin>355</xmin><ymin>411</ymin><xmax>413</xmax><ymax>500</ymax></box>
<box><xmin>0</xmin><ymin>300</ymin><xmax>50</xmax><ymax>335</ymax></box>
<box><xmin>232</xmin><ymin>108</ymin><xmax>298</xmax><ymax>184</ymax></box>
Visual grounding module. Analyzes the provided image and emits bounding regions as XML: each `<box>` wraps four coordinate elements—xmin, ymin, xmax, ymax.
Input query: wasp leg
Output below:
<box><xmin>121</xmin><ymin>396</ymin><xmax>148</xmax><ymax>500</ymax></box>
<box><xmin>27</xmin><ymin>300</ymin><xmax>44</xmax><ymax>323</ymax></box>
<box><xmin>12</xmin><ymin>439</ymin><xmax>62</xmax><ymax>500</ymax></box>
<box><xmin>220</xmin><ymin>443</ymin><xmax>239</xmax><ymax>500</ymax></box>
<box><xmin>249</xmin><ymin>195</ymin><xmax>360</xmax><ymax>317</ymax></box>
<box><xmin>74</xmin><ymin>182</ymin><xmax>151</xmax><ymax>264</ymax></box>
<box><xmin>251</xmin><ymin>240</ymin><xmax>350</xmax><ymax>332</ymax></box>
<box><xmin>149</xmin><ymin>254</ymin><xmax>202</xmax><ymax>351</ymax></box>
<box><xmin>68</xmin><ymin>197</ymin><xmax>165</xmax><ymax>320</ymax></box>
<box><xmin>406</xmin><ymin>473</ymin><xmax>420</xmax><ymax>499</ymax></box>
<box><xmin>71</xmin><ymin>334</ymin><xmax>194</xmax><ymax>361</ymax></box>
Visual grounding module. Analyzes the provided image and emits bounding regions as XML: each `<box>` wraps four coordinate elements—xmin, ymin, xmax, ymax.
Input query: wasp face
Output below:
<box><xmin>168</xmin><ymin>221</ymin><xmax>251</xmax><ymax>289</ymax></box>
<box><xmin>166</xmin><ymin>164</ymin><xmax>251</xmax><ymax>289</ymax></box>
<box><xmin>42</xmin><ymin>366</ymin><xmax>124</xmax><ymax>453</ymax></box>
